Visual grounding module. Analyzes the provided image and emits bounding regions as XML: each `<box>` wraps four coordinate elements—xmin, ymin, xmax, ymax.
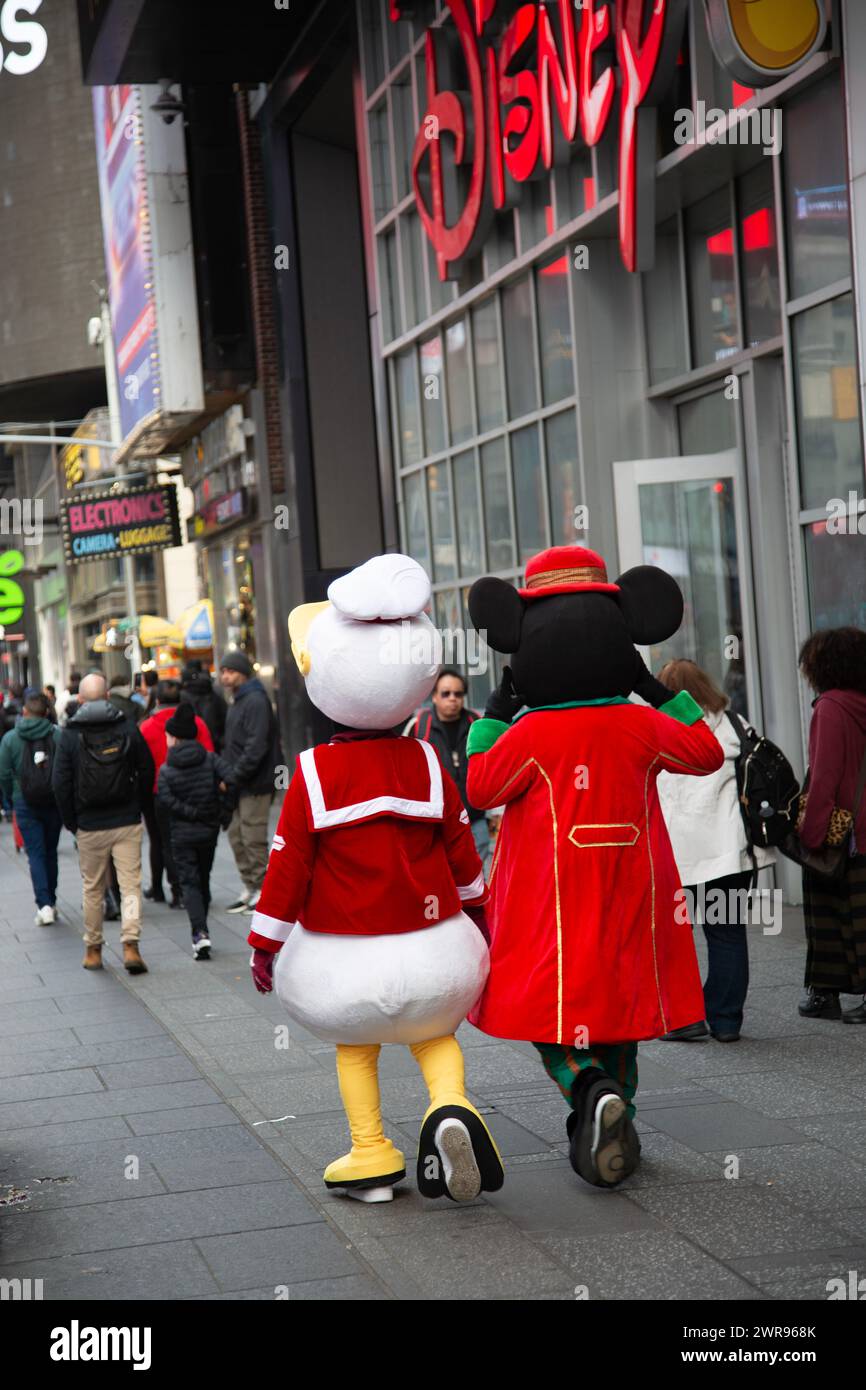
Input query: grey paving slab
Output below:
<box><xmin>1</xmin><ymin>1161</ymin><xmax>168</xmax><ymax>1210</ymax></box>
<box><xmin>71</xmin><ymin>1016</ymin><xmax>168</xmax><ymax>1044</ymax></box>
<box><xmin>372</xmin><ymin>1216</ymin><xmax>578</xmax><ymax>1300</ymax></box>
<box><xmin>485</xmin><ymin>1161</ymin><xmax>665</xmax><ymax>1235</ymax></box>
<box><xmin>795</xmin><ymin>1114</ymin><xmax>866</xmax><ymax>1162</ymax></box>
<box><xmin>207</xmin><ymin>1041</ymin><xmax>328</xmax><ymax>1078</ymax></box>
<box><xmin>190</xmin><ymin>1276</ymin><xmax>387</xmax><ymax>1300</ymax></box>
<box><xmin>484</xmin><ymin>1111</ymin><xmax>561</xmax><ymax>1157</ymax></box>
<box><xmin>0</xmin><ymin>1068</ymin><xmax>103</xmax><ymax>1104</ymax></box>
<box><xmin>0</xmin><ymin>1181</ymin><xmax>322</xmax><ymax>1264</ymax></box>
<box><xmin>0</xmin><ymin>1034</ymin><xmax>182</xmax><ymax>1079</ymax></box>
<box><xmin>729</xmin><ymin>1247</ymin><xmax>866</xmax><ymax>1301</ymax></box>
<box><xmin>626</xmin><ymin>1180</ymin><xmax>857</xmax><ymax>1260</ymax></box>
<box><xmin>705</xmin><ymin>1144</ymin><xmax>866</xmax><ymax>1214</ymax></box>
<box><xmin>0</xmin><ymin>1241</ymin><xmax>220</xmax><ymax>1300</ymax></box>
<box><xmin>195</xmin><ymin>1223</ymin><xmax>362</xmax><ymax>1291</ymax></box>
<box><xmin>534</xmin><ymin>1230</ymin><xmax>766</xmax><ymax>1301</ymax></box>
<box><xmin>0</xmin><ymin>1115</ymin><xmax>134</xmax><ymax>1151</ymax></box>
<box><xmin>125</xmin><ymin>1103</ymin><xmax>242</xmax><ymax>1136</ymax></box>
<box><xmin>149</xmin><ymin>1147</ymin><xmax>286</xmax><ymax>1192</ymax></box>
<box><xmin>94</xmin><ymin>1055</ymin><xmax>202</xmax><ymax>1089</ymax></box>
<box><xmin>646</xmin><ymin>1100</ymin><xmax>807</xmax><ymax>1151</ymax></box>
<box><xmin>696</xmin><ymin>1070</ymin><xmax>863</xmax><ymax>1119</ymax></box>
<box><xmin>0</xmin><ymin>1079</ymin><xmax>222</xmax><ymax>1130</ymax></box>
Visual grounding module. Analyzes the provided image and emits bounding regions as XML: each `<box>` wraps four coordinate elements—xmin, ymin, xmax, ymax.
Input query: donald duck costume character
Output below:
<box><xmin>247</xmin><ymin>554</ymin><xmax>504</xmax><ymax>1204</ymax></box>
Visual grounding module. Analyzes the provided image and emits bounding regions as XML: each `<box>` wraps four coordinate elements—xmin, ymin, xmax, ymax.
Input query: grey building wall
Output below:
<box><xmin>0</xmin><ymin>0</ymin><xmax>106</xmax><ymax>394</ymax></box>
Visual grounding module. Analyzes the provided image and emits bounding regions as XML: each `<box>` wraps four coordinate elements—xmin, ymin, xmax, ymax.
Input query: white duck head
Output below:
<box><xmin>288</xmin><ymin>554</ymin><xmax>443</xmax><ymax>730</ymax></box>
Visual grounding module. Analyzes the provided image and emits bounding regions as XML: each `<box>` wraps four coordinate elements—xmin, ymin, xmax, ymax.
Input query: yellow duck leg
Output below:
<box><xmin>324</xmin><ymin>1044</ymin><xmax>406</xmax><ymax>1202</ymax></box>
<box><xmin>411</xmin><ymin>1035</ymin><xmax>505</xmax><ymax>1202</ymax></box>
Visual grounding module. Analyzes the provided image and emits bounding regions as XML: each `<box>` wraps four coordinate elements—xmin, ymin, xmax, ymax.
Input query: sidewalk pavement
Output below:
<box><xmin>2</xmin><ymin>820</ymin><xmax>866</xmax><ymax>1302</ymax></box>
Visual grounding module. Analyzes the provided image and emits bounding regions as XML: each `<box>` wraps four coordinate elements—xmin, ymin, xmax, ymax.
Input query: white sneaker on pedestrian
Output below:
<box><xmin>226</xmin><ymin>892</ymin><xmax>251</xmax><ymax>914</ymax></box>
<box><xmin>243</xmin><ymin>890</ymin><xmax>261</xmax><ymax>914</ymax></box>
<box><xmin>35</xmin><ymin>905</ymin><xmax>56</xmax><ymax>926</ymax></box>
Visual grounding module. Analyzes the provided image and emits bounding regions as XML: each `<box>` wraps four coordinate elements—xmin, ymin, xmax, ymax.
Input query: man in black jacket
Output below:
<box><xmin>52</xmin><ymin>672</ymin><xmax>154</xmax><ymax>974</ymax></box>
<box><xmin>157</xmin><ymin>702</ymin><xmax>236</xmax><ymax>959</ymax></box>
<box><xmin>181</xmin><ymin>661</ymin><xmax>227</xmax><ymax>752</ymax></box>
<box><xmin>219</xmin><ymin>650</ymin><xmax>279</xmax><ymax>913</ymax></box>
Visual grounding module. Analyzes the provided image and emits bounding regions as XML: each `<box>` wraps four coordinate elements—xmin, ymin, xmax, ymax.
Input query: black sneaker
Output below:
<box><xmin>842</xmin><ymin>997</ymin><xmax>866</xmax><ymax>1024</ymax></box>
<box><xmin>566</xmin><ymin>1070</ymin><xmax>641</xmax><ymax>1189</ymax></box>
<box><xmin>192</xmin><ymin>932</ymin><xmax>211</xmax><ymax>961</ymax></box>
<box><xmin>798</xmin><ymin>988</ymin><xmax>841</xmax><ymax>1019</ymax></box>
<box><xmin>169</xmin><ymin>893</ymin><xmax>184</xmax><ymax>910</ymax></box>
<box><xmin>144</xmin><ymin>886</ymin><xmax>166</xmax><ymax>903</ymax></box>
<box><xmin>661</xmin><ymin>1021</ymin><xmax>709</xmax><ymax>1041</ymax></box>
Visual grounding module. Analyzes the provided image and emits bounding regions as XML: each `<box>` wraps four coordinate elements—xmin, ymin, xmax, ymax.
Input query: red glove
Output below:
<box><xmin>464</xmin><ymin>903</ymin><xmax>490</xmax><ymax>945</ymax></box>
<box><xmin>250</xmin><ymin>948</ymin><xmax>276</xmax><ymax>994</ymax></box>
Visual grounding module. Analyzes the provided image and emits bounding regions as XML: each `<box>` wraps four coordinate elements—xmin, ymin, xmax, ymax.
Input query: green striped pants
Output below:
<box><xmin>533</xmin><ymin>1042</ymin><xmax>638</xmax><ymax>1120</ymax></box>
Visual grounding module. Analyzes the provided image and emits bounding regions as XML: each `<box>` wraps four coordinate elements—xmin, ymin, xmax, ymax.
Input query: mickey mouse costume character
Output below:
<box><xmin>247</xmin><ymin>554</ymin><xmax>504</xmax><ymax>1204</ymax></box>
<box><xmin>466</xmin><ymin>546</ymin><xmax>724</xmax><ymax>1188</ymax></box>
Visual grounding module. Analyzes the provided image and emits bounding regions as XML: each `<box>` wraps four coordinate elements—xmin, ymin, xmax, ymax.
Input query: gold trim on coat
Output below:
<box><xmin>568</xmin><ymin>823</ymin><xmax>641</xmax><ymax>848</ymax></box>
<box><xmin>643</xmin><ymin>755</ymin><xmax>668</xmax><ymax>1035</ymax></box>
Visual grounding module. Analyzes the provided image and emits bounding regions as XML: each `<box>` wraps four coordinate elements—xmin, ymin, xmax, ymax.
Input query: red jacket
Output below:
<box><xmin>800</xmin><ymin>690</ymin><xmax>866</xmax><ymax>851</ymax></box>
<box><xmin>140</xmin><ymin>707</ymin><xmax>214</xmax><ymax>792</ymax></box>
<box><xmin>248</xmin><ymin>735</ymin><xmax>486</xmax><ymax>952</ymax></box>
<box><xmin>465</xmin><ymin>695</ymin><xmax>724</xmax><ymax>1045</ymax></box>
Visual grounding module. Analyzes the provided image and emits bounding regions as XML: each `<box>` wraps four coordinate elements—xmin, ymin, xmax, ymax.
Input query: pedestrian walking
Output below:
<box><xmin>181</xmin><ymin>660</ymin><xmax>227</xmax><ymax>752</ymax></box>
<box><xmin>43</xmin><ymin>684</ymin><xmax>58</xmax><ymax>723</ymax></box>
<box><xmin>796</xmin><ymin>628</ymin><xmax>866</xmax><ymax>1023</ymax></box>
<box><xmin>0</xmin><ymin>691</ymin><xmax>64</xmax><ymax>924</ymax></box>
<box><xmin>56</xmin><ymin>672</ymin><xmax>82</xmax><ymax>727</ymax></box>
<box><xmin>404</xmin><ymin>668</ymin><xmax>495</xmax><ymax>870</ymax></box>
<box><xmin>140</xmin><ymin>681</ymin><xmax>214</xmax><ymax>907</ymax></box>
<box><xmin>131</xmin><ymin>670</ymin><xmax>158</xmax><ymax>717</ymax></box>
<box><xmin>108</xmin><ymin>674</ymin><xmax>142</xmax><ymax>723</ymax></box>
<box><xmin>1</xmin><ymin>681</ymin><xmax>25</xmax><ymax>736</ymax></box>
<box><xmin>156</xmin><ymin>702</ymin><xmax>236</xmax><ymax>960</ymax></box>
<box><xmin>656</xmin><ymin>660</ymin><xmax>775</xmax><ymax>1043</ymax></box>
<box><xmin>52</xmin><ymin>672</ymin><xmax>154</xmax><ymax>973</ymax></box>
<box><xmin>219</xmin><ymin>651</ymin><xmax>279</xmax><ymax>914</ymax></box>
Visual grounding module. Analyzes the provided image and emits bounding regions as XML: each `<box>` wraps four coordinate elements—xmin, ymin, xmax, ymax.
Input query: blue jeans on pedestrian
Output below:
<box><xmin>14</xmin><ymin>796</ymin><xmax>62</xmax><ymax>909</ymax></box>
<box><xmin>685</xmin><ymin>869</ymin><xmax>752</xmax><ymax>1036</ymax></box>
<box><xmin>471</xmin><ymin>816</ymin><xmax>491</xmax><ymax>875</ymax></box>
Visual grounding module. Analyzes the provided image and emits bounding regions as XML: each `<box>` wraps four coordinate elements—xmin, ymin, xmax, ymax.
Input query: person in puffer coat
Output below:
<box><xmin>156</xmin><ymin>703</ymin><xmax>237</xmax><ymax>959</ymax></box>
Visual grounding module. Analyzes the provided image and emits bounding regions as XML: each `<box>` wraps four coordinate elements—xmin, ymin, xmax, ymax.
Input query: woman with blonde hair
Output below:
<box><xmin>655</xmin><ymin>659</ymin><xmax>774</xmax><ymax>1042</ymax></box>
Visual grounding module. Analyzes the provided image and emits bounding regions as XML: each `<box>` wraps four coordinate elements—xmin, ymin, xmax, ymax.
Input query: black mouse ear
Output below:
<box><xmin>614</xmin><ymin>566</ymin><xmax>684</xmax><ymax>645</ymax></box>
<box><xmin>468</xmin><ymin>577</ymin><xmax>525</xmax><ymax>654</ymax></box>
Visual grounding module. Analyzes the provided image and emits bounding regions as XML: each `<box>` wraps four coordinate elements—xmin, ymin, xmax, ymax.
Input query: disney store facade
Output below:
<box><xmin>263</xmin><ymin>0</ymin><xmax>866</xmax><ymax>770</ymax></box>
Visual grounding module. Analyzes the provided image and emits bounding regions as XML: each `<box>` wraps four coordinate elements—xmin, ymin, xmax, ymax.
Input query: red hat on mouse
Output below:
<box><xmin>517</xmin><ymin>545</ymin><xmax>621</xmax><ymax>600</ymax></box>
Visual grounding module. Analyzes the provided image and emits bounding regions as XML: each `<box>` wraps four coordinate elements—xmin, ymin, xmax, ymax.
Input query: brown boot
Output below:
<box><xmin>123</xmin><ymin>942</ymin><xmax>148</xmax><ymax>975</ymax></box>
<box><xmin>82</xmin><ymin>945</ymin><xmax>103</xmax><ymax>971</ymax></box>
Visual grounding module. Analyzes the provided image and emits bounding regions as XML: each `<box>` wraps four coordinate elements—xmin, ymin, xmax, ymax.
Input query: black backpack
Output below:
<box><xmin>726</xmin><ymin>712</ymin><xmax>800</xmax><ymax>853</ymax></box>
<box><xmin>75</xmin><ymin>726</ymin><xmax>137</xmax><ymax>810</ymax></box>
<box><xmin>19</xmin><ymin>735</ymin><xmax>56</xmax><ymax>809</ymax></box>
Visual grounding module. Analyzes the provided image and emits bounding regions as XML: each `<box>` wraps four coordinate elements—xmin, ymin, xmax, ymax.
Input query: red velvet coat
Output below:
<box><xmin>466</xmin><ymin>696</ymin><xmax>724</xmax><ymax>1045</ymax></box>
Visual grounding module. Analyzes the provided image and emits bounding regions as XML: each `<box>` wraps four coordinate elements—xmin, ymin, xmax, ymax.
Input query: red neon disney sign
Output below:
<box><xmin>402</xmin><ymin>0</ymin><xmax>688</xmax><ymax>278</ymax></box>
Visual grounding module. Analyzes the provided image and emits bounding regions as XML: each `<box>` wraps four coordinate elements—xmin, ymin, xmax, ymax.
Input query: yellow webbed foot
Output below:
<box><xmin>323</xmin><ymin>1140</ymin><xmax>405</xmax><ymax>1191</ymax></box>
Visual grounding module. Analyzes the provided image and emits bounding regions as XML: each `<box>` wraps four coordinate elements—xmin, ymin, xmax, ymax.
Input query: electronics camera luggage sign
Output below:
<box><xmin>60</xmin><ymin>484</ymin><xmax>182</xmax><ymax>564</ymax></box>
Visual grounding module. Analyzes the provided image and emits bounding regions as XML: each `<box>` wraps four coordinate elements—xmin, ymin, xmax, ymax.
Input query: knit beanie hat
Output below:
<box><xmin>165</xmin><ymin>703</ymin><xmax>197</xmax><ymax>739</ymax></box>
<box><xmin>219</xmin><ymin>650</ymin><xmax>253</xmax><ymax>677</ymax></box>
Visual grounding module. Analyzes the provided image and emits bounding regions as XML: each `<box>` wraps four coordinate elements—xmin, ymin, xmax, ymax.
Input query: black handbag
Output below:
<box><xmin>779</xmin><ymin>743</ymin><xmax>866</xmax><ymax>880</ymax></box>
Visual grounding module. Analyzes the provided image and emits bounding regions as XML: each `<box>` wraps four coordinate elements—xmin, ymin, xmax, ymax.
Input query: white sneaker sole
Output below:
<box><xmin>592</xmin><ymin>1094</ymin><xmax>632</xmax><ymax>1185</ymax></box>
<box><xmin>434</xmin><ymin>1118</ymin><xmax>482</xmax><ymax>1202</ymax></box>
<box><xmin>226</xmin><ymin>902</ymin><xmax>250</xmax><ymax>915</ymax></box>
<box><xmin>345</xmin><ymin>1185</ymin><xmax>395</xmax><ymax>1203</ymax></box>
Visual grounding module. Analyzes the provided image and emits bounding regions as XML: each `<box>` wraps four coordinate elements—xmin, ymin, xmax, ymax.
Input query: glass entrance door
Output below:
<box><xmin>614</xmin><ymin>449</ymin><xmax>759</xmax><ymax>722</ymax></box>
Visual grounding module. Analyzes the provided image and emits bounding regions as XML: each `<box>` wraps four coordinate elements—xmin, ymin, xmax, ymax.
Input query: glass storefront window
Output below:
<box><xmin>209</xmin><ymin>540</ymin><xmax>257</xmax><ymax>664</ymax></box>
<box><xmin>369</xmin><ymin>101</ymin><xmax>392</xmax><ymax>220</ymax></box>
<box><xmin>480</xmin><ymin>437</ymin><xmax>515</xmax><ymax>571</ymax></box>
<box><xmin>678</xmin><ymin>389</ymin><xmax>737</xmax><ymax>456</ymax></box>
<box><xmin>378</xmin><ymin>229</ymin><xmax>400</xmax><ymax>343</ymax></box>
<box><xmin>472</xmin><ymin>297</ymin><xmax>505</xmax><ymax>434</ymax></box>
<box><xmin>395</xmin><ymin>349</ymin><xmax>422</xmax><ymax>466</ymax></box>
<box><xmin>518</xmin><ymin>178</ymin><xmax>551</xmax><ymax>255</ymax></box>
<box><xmin>793</xmin><ymin>293</ymin><xmax>864</xmax><ymax>512</ymax></box>
<box><xmin>454</xmin><ymin>450</ymin><xmax>483</xmax><ymax>576</ymax></box>
<box><xmin>404</xmin><ymin>469</ymin><xmax>430</xmax><ymax>574</ymax></box>
<box><xmin>434</xmin><ymin>588</ymin><xmax>461</xmax><ymax>645</ymax></box>
<box><xmin>536</xmin><ymin>251</ymin><xmax>573</xmax><ymax>404</ymax></box>
<box><xmin>686</xmin><ymin>188</ymin><xmax>741</xmax><ymax>367</ymax></box>
<box><xmin>484</xmin><ymin>210</ymin><xmax>517</xmax><ymax>275</ymax></box>
<box><xmin>738</xmin><ymin>161</ymin><xmax>781</xmax><ymax>348</ymax></box>
<box><xmin>420</xmin><ymin>334</ymin><xmax>446</xmax><ymax>454</ymax></box>
<box><xmin>643</xmin><ymin>217</ymin><xmax>688</xmax><ymax>385</ymax></box>
<box><xmin>511</xmin><ymin>425</ymin><xmax>548</xmax><ymax>561</ymax></box>
<box><xmin>446</xmin><ymin>318</ymin><xmax>474</xmax><ymax>446</ymax></box>
<box><xmin>427</xmin><ymin>235</ymin><xmax>455</xmax><ymax>313</ymax></box>
<box><xmin>391</xmin><ymin>76</ymin><xmax>414</xmax><ymax>204</ymax></box>
<box><xmin>427</xmin><ymin>462</ymin><xmax>457</xmax><ymax>580</ymax></box>
<box><xmin>400</xmin><ymin>212</ymin><xmax>425</xmax><ymax>328</ymax></box>
<box><xmin>784</xmin><ymin>77</ymin><xmax>852</xmax><ymax>301</ymax></box>
<box><xmin>804</xmin><ymin>523</ymin><xmax>866</xmax><ymax>630</ymax></box>
<box><xmin>386</xmin><ymin>6</ymin><xmax>411</xmax><ymax>68</ymax></box>
<box><xmin>638</xmin><ymin>478</ymin><xmax>744</xmax><ymax>712</ymax></box>
<box><xmin>502</xmin><ymin>275</ymin><xmax>538</xmax><ymax>419</ymax></box>
<box><xmin>546</xmin><ymin>409</ymin><xmax>581</xmax><ymax>545</ymax></box>
<box><xmin>361</xmin><ymin>0</ymin><xmax>385</xmax><ymax>94</ymax></box>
